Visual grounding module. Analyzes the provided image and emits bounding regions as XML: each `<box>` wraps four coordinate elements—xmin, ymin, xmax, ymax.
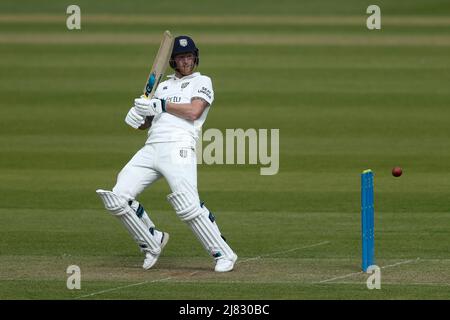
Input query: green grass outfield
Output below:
<box><xmin>0</xmin><ymin>0</ymin><xmax>449</xmax><ymax>299</ymax></box>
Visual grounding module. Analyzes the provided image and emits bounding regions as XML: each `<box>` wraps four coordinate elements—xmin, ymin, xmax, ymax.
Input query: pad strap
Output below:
<box><xmin>96</xmin><ymin>189</ymin><xmax>161</xmax><ymax>255</ymax></box>
<box><xmin>187</xmin><ymin>208</ymin><xmax>235</xmax><ymax>260</ymax></box>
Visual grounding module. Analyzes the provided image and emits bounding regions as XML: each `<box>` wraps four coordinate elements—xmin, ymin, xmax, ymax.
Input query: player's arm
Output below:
<box><xmin>165</xmin><ymin>97</ymin><xmax>209</xmax><ymax>121</ymax></box>
<box><xmin>134</xmin><ymin>96</ymin><xmax>210</xmax><ymax>121</ymax></box>
<box><xmin>138</xmin><ymin>116</ymin><xmax>154</xmax><ymax>130</ymax></box>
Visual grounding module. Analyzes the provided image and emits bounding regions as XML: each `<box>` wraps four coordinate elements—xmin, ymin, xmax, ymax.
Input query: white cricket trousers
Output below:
<box><xmin>113</xmin><ymin>142</ymin><xmax>197</xmax><ymax>200</ymax></box>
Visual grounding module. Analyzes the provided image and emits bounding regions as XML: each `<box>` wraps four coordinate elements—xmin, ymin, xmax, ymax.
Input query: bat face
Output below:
<box><xmin>144</xmin><ymin>73</ymin><xmax>156</xmax><ymax>97</ymax></box>
<box><xmin>143</xmin><ymin>31</ymin><xmax>174</xmax><ymax>99</ymax></box>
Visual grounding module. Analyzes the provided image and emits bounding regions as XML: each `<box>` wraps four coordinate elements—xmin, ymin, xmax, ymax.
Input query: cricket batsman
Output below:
<box><xmin>96</xmin><ymin>36</ymin><xmax>238</xmax><ymax>272</ymax></box>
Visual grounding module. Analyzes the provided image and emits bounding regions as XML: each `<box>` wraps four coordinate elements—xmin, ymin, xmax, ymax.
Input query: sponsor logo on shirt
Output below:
<box><xmin>167</xmin><ymin>96</ymin><xmax>182</xmax><ymax>103</ymax></box>
<box><xmin>198</xmin><ymin>86</ymin><xmax>212</xmax><ymax>99</ymax></box>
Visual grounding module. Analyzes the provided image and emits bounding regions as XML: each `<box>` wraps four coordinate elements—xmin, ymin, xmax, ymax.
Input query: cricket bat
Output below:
<box><xmin>143</xmin><ymin>30</ymin><xmax>175</xmax><ymax>99</ymax></box>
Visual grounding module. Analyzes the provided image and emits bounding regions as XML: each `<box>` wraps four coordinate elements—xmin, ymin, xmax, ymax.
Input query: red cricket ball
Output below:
<box><xmin>392</xmin><ymin>166</ymin><xmax>402</xmax><ymax>177</ymax></box>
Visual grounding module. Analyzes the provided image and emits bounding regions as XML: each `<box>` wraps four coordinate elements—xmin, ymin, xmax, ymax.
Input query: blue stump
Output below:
<box><xmin>361</xmin><ymin>169</ymin><xmax>375</xmax><ymax>272</ymax></box>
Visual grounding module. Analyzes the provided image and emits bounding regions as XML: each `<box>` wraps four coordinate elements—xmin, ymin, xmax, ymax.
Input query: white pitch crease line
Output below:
<box><xmin>238</xmin><ymin>241</ymin><xmax>331</xmax><ymax>264</ymax></box>
<box><xmin>75</xmin><ymin>276</ymin><xmax>172</xmax><ymax>299</ymax></box>
<box><xmin>381</xmin><ymin>257</ymin><xmax>421</xmax><ymax>269</ymax></box>
<box><xmin>318</xmin><ymin>257</ymin><xmax>421</xmax><ymax>284</ymax></box>
<box><xmin>323</xmin><ymin>281</ymin><xmax>450</xmax><ymax>287</ymax></box>
<box><xmin>74</xmin><ymin>241</ymin><xmax>330</xmax><ymax>299</ymax></box>
<box><xmin>318</xmin><ymin>271</ymin><xmax>364</xmax><ymax>283</ymax></box>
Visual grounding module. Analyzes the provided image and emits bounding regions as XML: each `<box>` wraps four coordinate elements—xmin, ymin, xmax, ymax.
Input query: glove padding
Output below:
<box><xmin>125</xmin><ymin>107</ymin><xmax>145</xmax><ymax>129</ymax></box>
<box><xmin>134</xmin><ymin>96</ymin><xmax>166</xmax><ymax>116</ymax></box>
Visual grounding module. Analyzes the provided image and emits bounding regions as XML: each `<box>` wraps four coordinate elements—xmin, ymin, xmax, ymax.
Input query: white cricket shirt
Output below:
<box><xmin>146</xmin><ymin>72</ymin><xmax>214</xmax><ymax>145</ymax></box>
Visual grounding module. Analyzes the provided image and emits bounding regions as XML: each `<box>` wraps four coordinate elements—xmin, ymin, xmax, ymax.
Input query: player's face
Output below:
<box><xmin>174</xmin><ymin>53</ymin><xmax>195</xmax><ymax>76</ymax></box>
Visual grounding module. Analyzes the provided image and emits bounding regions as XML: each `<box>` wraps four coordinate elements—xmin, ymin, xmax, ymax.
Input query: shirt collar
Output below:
<box><xmin>167</xmin><ymin>72</ymin><xmax>200</xmax><ymax>80</ymax></box>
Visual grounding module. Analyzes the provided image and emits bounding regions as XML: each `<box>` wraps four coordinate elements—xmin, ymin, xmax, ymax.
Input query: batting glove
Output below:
<box><xmin>134</xmin><ymin>96</ymin><xmax>155</xmax><ymax>117</ymax></box>
<box><xmin>125</xmin><ymin>107</ymin><xmax>145</xmax><ymax>129</ymax></box>
<box><xmin>134</xmin><ymin>96</ymin><xmax>166</xmax><ymax>116</ymax></box>
<box><xmin>149</xmin><ymin>98</ymin><xmax>166</xmax><ymax>114</ymax></box>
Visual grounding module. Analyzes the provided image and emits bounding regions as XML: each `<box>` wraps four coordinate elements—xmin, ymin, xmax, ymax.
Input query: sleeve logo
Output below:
<box><xmin>198</xmin><ymin>86</ymin><xmax>212</xmax><ymax>99</ymax></box>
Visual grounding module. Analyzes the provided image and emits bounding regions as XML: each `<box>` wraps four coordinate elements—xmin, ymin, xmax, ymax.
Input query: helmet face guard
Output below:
<box><xmin>169</xmin><ymin>36</ymin><xmax>199</xmax><ymax>69</ymax></box>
